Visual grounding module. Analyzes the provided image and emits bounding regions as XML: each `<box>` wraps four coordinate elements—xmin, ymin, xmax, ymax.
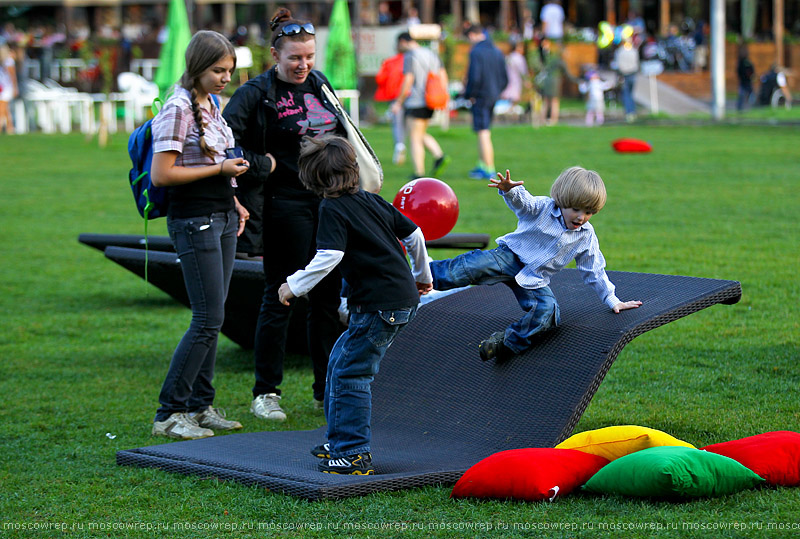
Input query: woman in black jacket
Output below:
<box><xmin>223</xmin><ymin>8</ymin><xmax>347</xmax><ymax>421</ymax></box>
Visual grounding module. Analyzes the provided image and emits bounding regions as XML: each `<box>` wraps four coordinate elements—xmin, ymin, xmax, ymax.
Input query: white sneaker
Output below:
<box><xmin>392</xmin><ymin>143</ymin><xmax>406</xmax><ymax>165</ymax></box>
<box><xmin>251</xmin><ymin>393</ymin><xmax>287</xmax><ymax>421</ymax></box>
<box><xmin>152</xmin><ymin>412</ymin><xmax>214</xmax><ymax>439</ymax></box>
<box><xmin>193</xmin><ymin>406</ymin><xmax>243</xmax><ymax>431</ymax></box>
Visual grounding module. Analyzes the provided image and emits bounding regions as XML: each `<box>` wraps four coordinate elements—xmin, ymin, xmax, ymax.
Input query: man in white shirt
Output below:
<box><xmin>540</xmin><ymin>0</ymin><xmax>565</xmax><ymax>41</ymax></box>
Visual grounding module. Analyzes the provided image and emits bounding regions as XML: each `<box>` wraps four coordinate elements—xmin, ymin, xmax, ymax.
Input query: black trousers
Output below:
<box><xmin>253</xmin><ymin>195</ymin><xmax>342</xmax><ymax>401</ymax></box>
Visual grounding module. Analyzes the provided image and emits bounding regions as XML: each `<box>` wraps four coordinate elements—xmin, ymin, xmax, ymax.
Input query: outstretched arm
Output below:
<box><xmin>489</xmin><ymin>169</ymin><xmax>524</xmax><ymax>192</ymax></box>
<box><xmin>279</xmin><ymin>249</ymin><xmax>344</xmax><ymax>306</ymax></box>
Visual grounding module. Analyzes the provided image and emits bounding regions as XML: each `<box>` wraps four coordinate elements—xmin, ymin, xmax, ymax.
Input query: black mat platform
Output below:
<box><xmin>117</xmin><ymin>270</ymin><xmax>741</xmax><ymax>500</ymax></box>
<box><xmin>103</xmin><ymin>246</ymin><xmax>267</xmax><ymax>349</ymax></box>
<box><xmin>78</xmin><ymin>232</ymin><xmax>490</xmax><ymax>254</ymax></box>
<box><xmin>80</xmin><ymin>233</ymin><xmax>490</xmax><ymax>349</ymax></box>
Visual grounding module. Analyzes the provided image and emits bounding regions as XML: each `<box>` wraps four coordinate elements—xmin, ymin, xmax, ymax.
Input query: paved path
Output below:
<box><xmin>633</xmin><ymin>76</ymin><xmax>709</xmax><ymax>115</ymax></box>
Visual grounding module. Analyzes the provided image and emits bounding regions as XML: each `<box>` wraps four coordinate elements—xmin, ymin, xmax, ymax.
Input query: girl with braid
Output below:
<box><xmin>150</xmin><ymin>30</ymin><xmax>250</xmax><ymax>439</ymax></box>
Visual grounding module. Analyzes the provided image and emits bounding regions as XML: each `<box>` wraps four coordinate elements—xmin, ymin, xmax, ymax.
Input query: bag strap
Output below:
<box><xmin>142</xmin><ymin>96</ymin><xmax>164</xmax><ymax>286</ymax></box>
<box><xmin>320</xmin><ymin>84</ymin><xmax>344</xmax><ymax>116</ymax></box>
<box><xmin>320</xmin><ymin>85</ymin><xmax>383</xmax><ymax>193</ymax></box>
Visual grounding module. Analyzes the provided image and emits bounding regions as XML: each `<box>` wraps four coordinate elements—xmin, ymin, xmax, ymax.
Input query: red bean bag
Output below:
<box><xmin>701</xmin><ymin>431</ymin><xmax>800</xmax><ymax>487</ymax></box>
<box><xmin>450</xmin><ymin>448</ymin><xmax>609</xmax><ymax>502</ymax></box>
<box><xmin>612</xmin><ymin>138</ymin><xmax>653</xmax><ymax>153</ymax></box>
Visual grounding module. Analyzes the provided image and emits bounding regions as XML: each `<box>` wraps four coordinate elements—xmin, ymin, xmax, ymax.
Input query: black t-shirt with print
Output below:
<box><xmin>316</xmin><ymin>190</ymin><xmax>420</xmax><ymax>313</ymax></box>
<box><xmin>266</xmin><ymin>78</ymin><xmax>340</xmax><ymax>198</ymax></box>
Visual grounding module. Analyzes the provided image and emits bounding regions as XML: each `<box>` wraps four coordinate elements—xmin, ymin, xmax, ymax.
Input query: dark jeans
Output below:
<box><xmin>430</xmin><ymin>245</ymin><xmax>560</xmax><ymax>353</ymax></box>
<box><xmin>156</xmin><ymin>210</ymin><xmax>238</xmax><ymax>422</ymax></box>
<box><xmin>253</xmin><ymin>195</ymin><xmax>342</xmax><ymax>401</ymax></box>
<box><xmin>325</xmin><ymin>307</ymin><xmax>416</xmax><ymax>457</ymax></box>
<box><xmin>737</xmin><ymin>82</ymin><xmax>753</xmax><ymax>111</ymax></box>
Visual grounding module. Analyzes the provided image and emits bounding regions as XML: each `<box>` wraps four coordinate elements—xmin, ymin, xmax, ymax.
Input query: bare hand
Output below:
<box><xmin>234</xmin><ymin>199</ymin><xmax>249</xmax><ymax>237</ymax></box>
<box><xmin>613</xmin><ymin>300</ymin><xmax>643</xmax><ymax>313</ymax></box>
<box><xmin>489</xmin><ymin>169</ymin><xmax>524</xmax><ymax>192</ymax></box>
<box><xmin>278</xmin><ymin>283</ymin><xmax>295</xmax><ymax>306</ymax></box>
<box><xmin>417</xmin><ymin>282</ymin><xmax>433</xmax><ymax>296</ymax></box>
<box><xmin>221</xmin><ymin>158</ymin><xmax>249</xmax><ymax>178</ymax></box>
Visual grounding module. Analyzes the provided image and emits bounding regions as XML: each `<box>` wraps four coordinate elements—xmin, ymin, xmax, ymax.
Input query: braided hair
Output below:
<box><xmin>180</xmin><ymin>30</ymin><xmax>236</xmax><ymax>159</ymax></box>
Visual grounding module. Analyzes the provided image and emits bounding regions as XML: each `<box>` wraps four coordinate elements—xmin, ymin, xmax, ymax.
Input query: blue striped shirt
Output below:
<box><xmin>496</xmin><ymin>186</ymin><xmax>620</xmax><ymax>309</ymax></box>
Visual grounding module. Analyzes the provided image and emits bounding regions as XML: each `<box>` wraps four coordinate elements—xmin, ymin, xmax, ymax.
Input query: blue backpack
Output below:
<box><xmin>128</xmin><ymin>94</ymin><xmax>220</xmax><ymax>219</ymax></box>
<box><xmin>128</xmin><ymin>116</ymin><xmax>166</xmax><ymax>220</ymax></box>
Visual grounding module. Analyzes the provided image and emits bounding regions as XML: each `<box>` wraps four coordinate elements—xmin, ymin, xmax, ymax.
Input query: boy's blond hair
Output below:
<box><xmin>550</xmin><ymin>166</ymin><xmax>607</xmax><ymax>214</ymax></box>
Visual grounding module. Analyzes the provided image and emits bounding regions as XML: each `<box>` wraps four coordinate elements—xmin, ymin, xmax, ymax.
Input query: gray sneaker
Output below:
<box><xmin>193</xmin><ymin>406</ymin><xmax>243</xmax><ymax>431</ymax></box>
<box><xmin>152</xmin><ymin>412</ymin><xmax>214</xmax><ymax>440</ymax></box>
<box><xmin>251</xmin><ymin>393</ymin><xmax>287</xmax><ymax>421</ymax></box>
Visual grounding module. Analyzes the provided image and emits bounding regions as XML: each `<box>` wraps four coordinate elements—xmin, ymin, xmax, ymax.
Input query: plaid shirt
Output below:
<box><xmin>152</xmin><ymin>86</ymin><xmax>235</xmax><ymax>169</ymax></box>
<box><xmin>496</xmin><ymin>186</ymin><xmax>620</xmax><ymax>309</ymax></box>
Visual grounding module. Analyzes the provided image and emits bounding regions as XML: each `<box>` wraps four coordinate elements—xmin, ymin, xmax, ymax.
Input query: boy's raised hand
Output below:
<box><xmin>489</xmin><ymin>169</ymin><xmax>524</xmax><ymax>193</ymax></box>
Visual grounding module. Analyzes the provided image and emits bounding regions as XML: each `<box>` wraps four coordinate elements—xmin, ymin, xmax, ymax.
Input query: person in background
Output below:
<box><xmin>540</xmin><ymin>0</ymin><xmax>565</xmax><ymax>42</ymax></box>
<box><xmin>535</xmin><ymin>38</ymin><xmax>575</xmax><ymax>126</ymax></box>
<box><xmin>150</xmin><ymin>30</ymin><xmax>250</xmax><ymax>440</ymax></box>
<box><xmin>391</xmin><ymin>32</ymin><xmax>449</xmax><ymax>180</ymax></box>
<box><xmin>614</xmin><ymin>35</ymin><xmax>639</xmax><ymax>122</ymax></box>
<box><xmin>758</xmin><ymin>64</ymin><xmax>793</xmax><ymax>109</ymax></box>
<box><xmin>736</xmin><ymin>44</ymin><xmax>755</xmax><ymax>112</ymax></box>
<box><xmin>499</xmin><ymin>39</ymin><xmax>529</xmax><ymax>110</ymax></box>
<box><xmin>378</xmin><ymin>2</ymin><xmax>394</xmax><ymax>26</ymax></box>
<box><xmin>579</xmin><ymin>69</ymin><xmax>614</xmax><ymax>127</ymax></box>
<box><xmin>374</xmin><ymin>44</ymin><xmax>407</xmax><ymax>165</ymax></box>
<box><xmin>463</xmin><ymin>24</ymin><xmax>507</xmax><ymax>180</ymax></box>
<box><xmin>223</xmin><ymin>8</ymin><xmax>347</xmax><ymax>422</ymax></box>
<box><xmin>0</xmin><ymin>42</ymin><xmax>18</xmax><ymax>134</ymax></box>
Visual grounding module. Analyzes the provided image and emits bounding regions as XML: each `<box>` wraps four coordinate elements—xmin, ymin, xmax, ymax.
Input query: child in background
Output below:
<box><xmin>430</xmin><ymin>167</ymin><xmax>642</xmax><ymax>362</ymax></box>
<box><xmin>580</xmin><ymin>69</ymin><xmax>614</xmax><ymax>126</ymax></box>
<box><xmin>278</xmin><ymin>135</ymin><xmax>433</xmax><ymax>475</ymax></box>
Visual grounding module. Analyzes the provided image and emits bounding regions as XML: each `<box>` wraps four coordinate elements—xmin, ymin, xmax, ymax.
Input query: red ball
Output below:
<box><xmin>392</xmin><ymin>178</ymin><xmax>459</xmax><ymax>241</ymax></box>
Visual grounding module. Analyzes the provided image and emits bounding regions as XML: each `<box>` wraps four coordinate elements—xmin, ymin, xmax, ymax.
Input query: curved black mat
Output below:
<box><xmin>117</xmin><ymin>270</ymin><xmax>741</xmax><ymax>499</ymax></box>
<box><xmin>82</xmin><ymin>232</ymin><xmax>490</xmax><ymax>349</ymax></box>
<box><xmin>78</xmin><ymin>232</ymin><xmax>490</xmax><ymax>254</ymax></box>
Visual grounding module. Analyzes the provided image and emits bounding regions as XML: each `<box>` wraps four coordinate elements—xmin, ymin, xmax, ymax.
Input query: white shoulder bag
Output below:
<box><xmin>320</xmin><ymin>85</ymin><xmax>383</xmax><ymax>194</ymax></box>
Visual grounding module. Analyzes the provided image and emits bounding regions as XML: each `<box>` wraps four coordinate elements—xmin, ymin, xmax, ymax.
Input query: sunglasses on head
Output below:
<box><xmin>275</xmin><ymin>23</ymin><xmax>316</xmax><ymax>41</ymax></box>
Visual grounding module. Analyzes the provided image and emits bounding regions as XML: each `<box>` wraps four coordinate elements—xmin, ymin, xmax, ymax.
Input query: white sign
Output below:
<box><xmin>317</xmin><ymin>25</ymin><xmax>406</xmax><ymax>76</ymax></box>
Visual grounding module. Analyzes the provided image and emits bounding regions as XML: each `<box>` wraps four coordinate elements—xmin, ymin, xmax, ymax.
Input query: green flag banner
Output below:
<box><xmin>154</xmin><ymin>0</ymin><xmax>192</xmax><ymax>100</ymax></box>
<box><xmin>325</xmin><ymin>0</ymin><xmax>357</xmax><ymax>90</ymax></box>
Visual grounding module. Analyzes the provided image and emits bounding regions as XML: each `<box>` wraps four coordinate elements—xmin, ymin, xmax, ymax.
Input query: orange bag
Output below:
<box><xmin>425</xmin><ymin>71</ymin><xmax>448</xmax><ymax>110</ymax></box>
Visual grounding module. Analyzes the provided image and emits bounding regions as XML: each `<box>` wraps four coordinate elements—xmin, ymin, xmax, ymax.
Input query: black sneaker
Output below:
<box><xmin>310</xmin><ymin>443</ymin><xmax>331</xmax><ymax>459</ymax></box>
<box><xmin>319</xmin><ymin>452</ymin><xmax>374</xmax><ymax>475</ymax></box>
<box><xmin>479</xmin><ymin>331</ymin><xmax>513</xmax><ymax>362</ymax></box>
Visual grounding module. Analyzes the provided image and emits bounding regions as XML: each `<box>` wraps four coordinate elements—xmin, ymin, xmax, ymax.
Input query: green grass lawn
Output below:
<box><xmin>1</xmin><ymin>121</ymin><xmax>798</xmax><ymax>538</ymax></box>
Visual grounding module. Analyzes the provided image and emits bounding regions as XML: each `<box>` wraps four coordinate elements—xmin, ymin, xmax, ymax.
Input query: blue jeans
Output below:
<box><xmin>389</xmin><ymin>102</ymin><xmax>405</xmax><ymax>147</ymax></box>
<box><xmin>622</xmin><ymin>74</ymin><xmax>637</xmax><ymax>115</ymax></box>
<box><xmin>430</xmin><ymin>245</ymin><xmax>560</xmax><ymax>353</ymax></box>
<box><xmin>156</xmin><ymin>210</ymin><xmax>238</xmax><ymax>421</ymax></box>
<box><xmin>737</xmin><ymin>83</ymin><xmax>753</xmax><ymax>111</ymax></box>
<box><xmin>325</xmin><ymin>306</ymin><xmax>416</xmax><ymax>457</ymax></box>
